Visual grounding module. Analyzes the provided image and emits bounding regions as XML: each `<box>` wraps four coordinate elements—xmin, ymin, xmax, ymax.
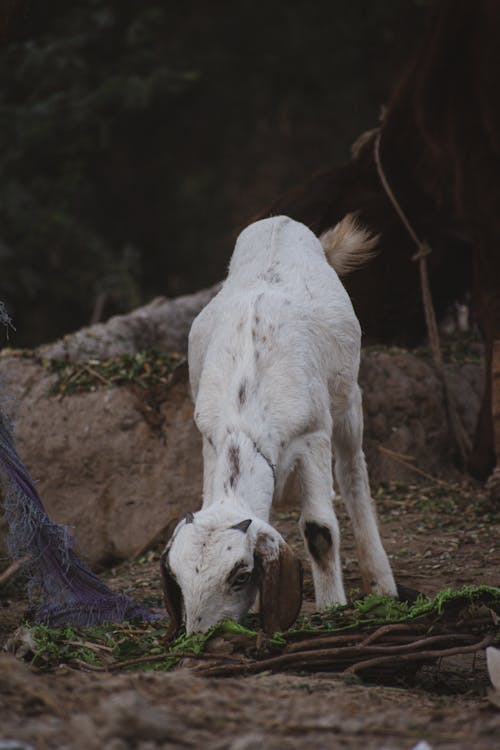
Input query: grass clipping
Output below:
<box><xmin>11</xmin><ymin>585</ymin><xmax>500</xmax><ymax>681</ymax></box>
<box><xmin>47</xmin><ymin>351</ymin><xmax>186</xmax><ymax>396</ymax></box>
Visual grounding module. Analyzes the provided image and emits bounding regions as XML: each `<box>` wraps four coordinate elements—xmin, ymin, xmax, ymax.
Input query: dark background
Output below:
<box><xmin>0</xmin><ymin>0</ymin><xmax>430</xmax><ymax>347</ymax></box>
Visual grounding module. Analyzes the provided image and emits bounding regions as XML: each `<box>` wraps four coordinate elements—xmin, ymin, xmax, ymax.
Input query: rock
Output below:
<box><xmin>37</xmin><ymin>285</ymin><xmax>221</xmax><ymax>362</ymax></box>
<box><xmin>227</xmin><ymin>733</ymin><xmax>269</xmax><ymax>750</ymax></box>
<box><xmin>359</xmin><ymin>350</ymin><xmax>482</xmax><ymax>482</ymax></box>
<box><xmin>0</xmin><ymin>354</ymin><xmax>202</xmax><ymax>566</ymax></box>
<box><xmin>97</xmin><ymin>691</ymin><xmax>182</xmax><ymax>743</ymax></box>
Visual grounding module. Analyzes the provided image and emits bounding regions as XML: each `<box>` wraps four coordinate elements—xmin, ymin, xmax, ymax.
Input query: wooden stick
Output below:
<box><xmin>197</xmin><ymin>632</ymin><xmax>494</xmax><ymax>678</ymax></box>
<box><xmin>378</xmin><ymin>446</ymin><xmax>460</xmax><ymax>487</ymax></box>
<box><xmin>83</xmin><ymin>364</ymin><xmax>113</xmax><ymax>386</ymax></box>
<box><xmin>67</xmin><ymin>659</ymin><xmax>108</xmax><ymax>672</ymax></box>
<box><xmin>285</xmin><ymin>632</ymin><xmax>370</xmax><ymax>653</ymax></box>
<box><xmin>359</xmin><ymin>623</ymin><xmax>419</xmax><ymax>647</ymax></box>
<box><xmin>345</xmin><ymin>632</ymin><xmax>496</xmax><ymax>675</ymax></box>
<box><xmin>109</xmin><ymin>650</ymin><xmax>244</xmax><ymax>671</ymax></box>
<box><xmin>0</xmin><ymin>555</ymin><xmax>30</xmax><ymax>587</ymax></box>
<box><xmin>285</xmin><ymin>624</ymin><xmax>427</xmax><ymax>653</ymax></box>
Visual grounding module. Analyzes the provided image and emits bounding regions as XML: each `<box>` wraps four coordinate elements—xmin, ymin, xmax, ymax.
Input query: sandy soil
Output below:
<box><xmin>1</xmin><ymin>476</ymin><xmax>499</xmax><ymax>750</ymax></box>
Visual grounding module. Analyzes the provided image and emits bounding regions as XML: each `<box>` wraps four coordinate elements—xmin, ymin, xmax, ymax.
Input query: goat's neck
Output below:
<box><xmin>211</xmin><ymin>430</ymin><xmax>275</xmax><ymax>521</ymax></box>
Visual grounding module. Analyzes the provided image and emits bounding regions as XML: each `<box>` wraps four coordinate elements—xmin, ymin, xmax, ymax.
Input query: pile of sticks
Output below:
<box><xmin>195</xmin><ymin>619</ymin><xmax>498</xmax><ymax>679</ymax></box>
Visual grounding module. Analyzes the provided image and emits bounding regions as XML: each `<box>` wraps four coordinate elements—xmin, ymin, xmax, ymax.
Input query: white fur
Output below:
<box><xmin>165</xmin><ymin>215</ymin><xmax>396</xmax><ymax>634</ymax></box>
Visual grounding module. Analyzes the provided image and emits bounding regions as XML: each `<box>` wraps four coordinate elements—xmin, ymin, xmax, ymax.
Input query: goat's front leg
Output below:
<box><xmin>298</xmin><ymin>431</ymin><xmax>346</xmax><ymax>608</ymax></box>
<box><xmin>332</xmin><ymin>386</ymin><xmax>397</xmax><ymax>597</ymax></box>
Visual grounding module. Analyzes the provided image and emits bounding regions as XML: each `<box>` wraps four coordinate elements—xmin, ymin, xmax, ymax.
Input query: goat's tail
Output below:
<box><xmin>320</xmin><ymin>213</ymin><xmax>378</xmax><ymax>276</ymax></box>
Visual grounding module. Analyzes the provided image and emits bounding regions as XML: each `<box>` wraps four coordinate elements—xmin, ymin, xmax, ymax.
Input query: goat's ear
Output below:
<box><xmin>254</xmin><ymin>534</ymin><xmax>303</xmax><ymax>636</ymax></box>
<box><xmin>160</xmin><ymin>516</ymin><xmax>185</xmax><ymax>641</ymax></box>
<box><xmin>160</xmin><ymin>548</ymin><xmax>183</xmax><ymax>641</ymax></box>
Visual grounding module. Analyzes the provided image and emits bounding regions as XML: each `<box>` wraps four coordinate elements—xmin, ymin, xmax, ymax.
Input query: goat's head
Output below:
<box><xmin>160</xmin><ymin>507</ymin><xmax>303</xmax><ymax>639</ymax></box>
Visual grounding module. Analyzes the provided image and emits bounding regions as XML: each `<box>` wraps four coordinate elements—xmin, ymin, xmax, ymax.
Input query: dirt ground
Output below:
<box><xmin>1</xmin><ymin>476</ymin><xmax>499</xmax><ymax>750</ymax></box>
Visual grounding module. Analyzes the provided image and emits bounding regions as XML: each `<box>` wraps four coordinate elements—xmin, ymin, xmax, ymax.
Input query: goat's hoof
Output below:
<box><xmin>396</xmin><ymin>583</ymin><xmax>421</xmax><ymax>604</ymax></box>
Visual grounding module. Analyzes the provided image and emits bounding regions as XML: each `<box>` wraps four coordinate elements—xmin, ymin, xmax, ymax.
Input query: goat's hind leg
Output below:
<box><xmin>298</xmin><ymin>431</ymin><xmax>347</xmax><ymax>608</ymax></box>
<box><xmin>332</xmin><ymin>386</ymin><xmax>397</xmax><ymax>597</ymax></box>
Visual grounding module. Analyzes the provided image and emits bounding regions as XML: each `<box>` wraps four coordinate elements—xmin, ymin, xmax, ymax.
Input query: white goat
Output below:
<box><xmin>161</xmin><ymin>215</ymin><xmax>397</xmax><ymax>637</ymax></box>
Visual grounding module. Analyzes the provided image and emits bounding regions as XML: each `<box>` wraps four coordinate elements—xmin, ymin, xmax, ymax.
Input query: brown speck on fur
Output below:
<box><xmin>238</xmin><ymin>380</ymin><xmax>247</xmax><ymax>408</ymax></box>
<box><xmin>228</xmin><ymin>443</ymin><xmax>240</xmax><ymax>489</ymax></box>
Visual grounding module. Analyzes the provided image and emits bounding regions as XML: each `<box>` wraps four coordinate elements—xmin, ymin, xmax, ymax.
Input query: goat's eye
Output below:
<box><xmin>232</xmin><ymin>571</ymin><xmax>252</xmax><ymax>589</ymax></box>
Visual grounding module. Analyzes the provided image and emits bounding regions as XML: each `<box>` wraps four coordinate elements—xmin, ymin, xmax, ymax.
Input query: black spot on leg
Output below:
<box><xmin>228</xmin><ymin>443</ymin><xmax>240</xmax><ymax>489</ymax></box>
<box><xmin>304</xmin><ymin>522</ymin><xmax>333</xmax><ymax>570</ymax></box>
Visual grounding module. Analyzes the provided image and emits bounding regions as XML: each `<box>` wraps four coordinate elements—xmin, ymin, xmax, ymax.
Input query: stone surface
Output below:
<box><xmin>360</xmin><ymin>350</ymin><xmax>483</xmax><ymax>482</ymax></box>
<box><xmin>0</xmin><ymin>354</ymin><xmax>202</xmax><ymax>566</ymax></box>
<box><xmin>37</xmin><ymin>284</ymin><xmax>221</xmax><ymax>362</ymax></box>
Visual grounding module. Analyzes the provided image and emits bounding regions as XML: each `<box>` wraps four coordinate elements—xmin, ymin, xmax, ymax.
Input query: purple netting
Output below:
<box><xmin>0</xmin><ymin>308</ymin><xmax>160</xmax><ymax>625</ymax></box>
<box><xmin>0</xmin><ymin>409</ymin><xmax>160</xmax><ymax>625</ymax></box>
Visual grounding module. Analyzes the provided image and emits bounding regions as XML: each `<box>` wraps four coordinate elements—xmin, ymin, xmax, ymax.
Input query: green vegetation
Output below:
<box><xmin>373</xmin><ymin>480</ymin><xmax>499</xmax><ymax>528</ymax></box>
<box><xmin>364</xmin><ymin>330</ymin><xmax>483</xmax><ymax>366</ymax></box>
<box><xmin>21</xmin><ymin>585</ymin><xmax>500</xmax><ymax>672</ymax></box>
<box><xmin>47</xmin><ymin>350</ymin><xmax>186</xmax><ymax>396</ymax></box>
<box><xmin>293</xmin><ymin>585</ymin><xmax>500</xmax><ymax>634</ymax></box>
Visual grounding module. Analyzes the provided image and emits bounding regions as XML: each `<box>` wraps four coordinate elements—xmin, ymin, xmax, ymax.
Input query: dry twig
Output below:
<box><xmin>0</xmin><ymin>555</ymin><xmax>31</xmax><ymax>588</ymax></box>
<box><xmin>196</xmin><ymin>630</ymin><xmax>496</xmax><ymax>678</ymax></box>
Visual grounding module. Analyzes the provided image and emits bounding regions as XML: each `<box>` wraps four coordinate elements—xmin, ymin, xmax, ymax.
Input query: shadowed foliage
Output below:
<box><xmin>0</xmin><ymin>1</ymin><xmax>426</xmax><ymax>347</ymax></box>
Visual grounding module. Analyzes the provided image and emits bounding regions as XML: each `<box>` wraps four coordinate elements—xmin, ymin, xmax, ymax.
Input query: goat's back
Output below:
<box><xmin>189</xmin><ymin>217</ymin><xmax>361</xmax><ymax>441</ymax></box>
